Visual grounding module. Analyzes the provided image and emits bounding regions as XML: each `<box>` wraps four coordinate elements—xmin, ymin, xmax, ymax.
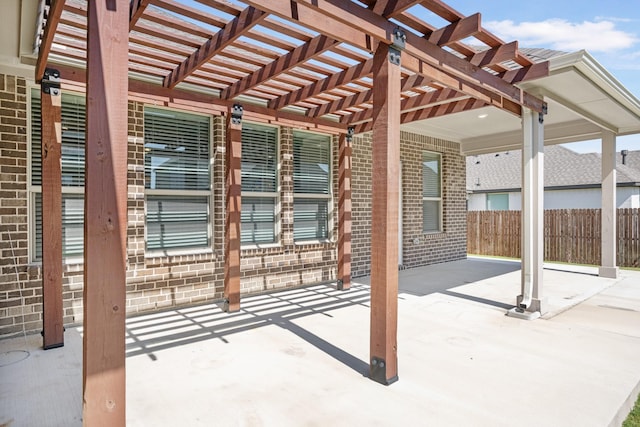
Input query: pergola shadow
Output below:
<box><xmin>125</xmin><ymin>283</ymin><xmax>371</xmax><ymax>375</ymax></box>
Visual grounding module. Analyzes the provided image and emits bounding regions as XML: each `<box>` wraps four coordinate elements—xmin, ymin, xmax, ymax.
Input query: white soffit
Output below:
<box><xmin>403</xmin><ymin>50</ymin><xmax>640</xmax><ymax>155</ymax></box>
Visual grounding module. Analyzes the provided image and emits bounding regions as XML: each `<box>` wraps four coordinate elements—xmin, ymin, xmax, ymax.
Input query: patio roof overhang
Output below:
<box><xmin>33</xmin><ymin>0</ymin><xmax>551</xmax><ymax>134</ymax></box>
<box><xmin>404</xmin><ymin>50</ymin><xmax>640</xmax><ymax>155</ymax></box>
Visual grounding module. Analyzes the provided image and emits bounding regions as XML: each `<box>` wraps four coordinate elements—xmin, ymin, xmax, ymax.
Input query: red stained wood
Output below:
<box><xmin>222</xmin><ymin>35</ymin><xmax>340</xmax><ymax>100</ymax></box>
<box><xmin>129</xmin><ymin>0</ymin><xmax>149</xmax><ymax>31</ymax></box>
<box><xmin>337</xmin><ymin>132</ymin><xmax>352</xmax><ymax>290</ymax></box>
<box><xmin>268</xmin><ymin>58</ymin><xmax>375</xmax><ymax>110</ymax></box>
<box><xmin>40</xmin><ymin>82</ymin><xmax>64</xmax><ymax>350</ymax></box>
<box><xmin>224</xmin><ymin>112</ymin><xmax>242</xmax><ymax>312</ymax></box>
<box><xmin>83</xmin><ymin>0</ymin><xmax>129</xmax><ymax>424</ymax></box>
<box><xmin>35</xmin><ymin>0</ymin><xmax>66</xmax><ymax>82</ymax></box>
<box><xmin>164</xmin><ymin>6</ymin><xmax>267</xmax><ymax>88</ymax></box>
<box><xmin>369</xmin><ymin>43</ymin><xmax>401</xmax><ymax>384</ymax></box>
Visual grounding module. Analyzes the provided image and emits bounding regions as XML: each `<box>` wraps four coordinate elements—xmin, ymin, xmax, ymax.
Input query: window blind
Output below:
<box><xmin>146</xmin><ymin>196</ymin><xmax>209</xmax><ymax>250</ymax></box>
<box><xmin>144</xmin><ymin>108</ymin><xmax>210</xmax><ymax>191</ymax></box>
<box><xmin>34</xmin><ymin>193</ymin><xmax>84</xmax><ymax>260</ymax></box>
<box><xmin>422</xmin><ymin>152</ymin><xmax>441</xmax><ymax>198</ymax></box>
<box><xmin>241</xmin><ymin>197</ymin><xmax>276</xmax><ymax>244</ymax></box>
<box><xmin>293</xmin><ymin>132</ymin><xmax>330</xmax><ymax>195</ymax></box>
<box><xmin>31</xmin><ymin>89</ymin><xmax>86</xmax><ymax>187</ymax></box>
<box><xmin>241</xmin><ymin>124</ymin><xmax>277</xmax><ymax>193</ymax></box>
<box><xmin>293</xmin><ymin>198</ymin><xmax>329</xmax><ymax>241</ymax></box>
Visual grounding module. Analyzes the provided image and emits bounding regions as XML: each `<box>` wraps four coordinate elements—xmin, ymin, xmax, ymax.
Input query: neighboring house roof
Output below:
<box><xmin>466</xmin><ymin>145</ymin><xmax>640</xmax><ymax>192</ymax></box>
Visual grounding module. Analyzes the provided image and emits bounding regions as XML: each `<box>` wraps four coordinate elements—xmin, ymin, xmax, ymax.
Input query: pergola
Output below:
<box><xmin>34</xmin><ymin>0</ymin><xmax>558</xmax><ymax>424</ymax></box>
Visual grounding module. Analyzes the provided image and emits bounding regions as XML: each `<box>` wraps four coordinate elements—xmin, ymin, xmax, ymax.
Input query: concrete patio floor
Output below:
<box><xmin>2</xmin><ymin>257</ymin><xmax>640</xmax><ymax>426</ymax></box>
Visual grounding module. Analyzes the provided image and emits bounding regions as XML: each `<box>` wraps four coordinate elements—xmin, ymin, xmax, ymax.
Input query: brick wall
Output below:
<box><xmin>0</xmin><ymin>72</ymin><xmax>466</xmax><ymax>337</ymax></box>
<box><xmin>351</xmin><ymin>131</ymin><xmax>467</xmax><ymax>277</ymax></box>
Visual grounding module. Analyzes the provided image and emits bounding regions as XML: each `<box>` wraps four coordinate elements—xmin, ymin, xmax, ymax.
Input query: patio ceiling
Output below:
<box><xmin>34</xmin><ymin>0</ymin><xmax>550</xmax><ymax>134</ymax></box>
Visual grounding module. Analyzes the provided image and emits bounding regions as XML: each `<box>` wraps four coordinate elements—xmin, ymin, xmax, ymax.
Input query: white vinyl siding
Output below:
<box><xmin>30</xmin><ymin>89</ymin><xmax>86</xmax><ymax>260</ymax></box>
<box><xmin>241</xmin><ymin>123</ymin><xmax>278</xmax><ymax>244</ymax></box>
<box><xmin>422</xmin><ymin>151</ymin><xmax>442</xmax><ymax>233</ymax></box>
<box><xmin>293</xmin><ymin>131</ymin><xmax>331</xmax><ymax>241</ymax></box>
<box><xmin>144</xmin><ymin>107</ymin><xmax>211</xmax><ymax>251</ymax></box>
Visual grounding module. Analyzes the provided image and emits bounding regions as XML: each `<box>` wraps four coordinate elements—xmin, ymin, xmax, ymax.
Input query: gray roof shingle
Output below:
<box><xmin>466</xmin><ymin>146</ymin><xmax>640</xmax><ymax>192</ymax></box>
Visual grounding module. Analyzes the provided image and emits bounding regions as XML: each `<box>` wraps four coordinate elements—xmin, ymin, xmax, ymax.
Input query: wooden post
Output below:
<box><xmin>83</xmin><ymin>1</ymin><xmax>129</xmax><ymax>425</ymax></box>
<box><xmin>40</xmin><ymin>68</ymin><xmax>64</xmax><ymax>349</ymax></box>
<box><xmin>369</xmin><ymin>40</ymin><xmax>402</xmax><ymax>385</ymax></box>
<box><xmin>337</xmin><ymin>128</ymin><xmax>353</xmax><ymax>290</ymax></box>
<box><xmin>224</xmin><ymin>104</ymin><xmax>243</xmax><ymax>312</ymax></box>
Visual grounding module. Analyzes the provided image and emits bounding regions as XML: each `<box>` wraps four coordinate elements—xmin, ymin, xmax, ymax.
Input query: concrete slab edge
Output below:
<box><xmin>609</xmin><ymin>375</ymin><xmax>640</xmax><ymax>427</ymax></box>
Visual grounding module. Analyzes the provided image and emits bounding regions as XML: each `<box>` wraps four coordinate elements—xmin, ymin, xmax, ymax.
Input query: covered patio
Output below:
<box><xmin>2</xmin><ymin>257</ymin><xmax>640</xmax><ymax>426</ymax></box>
<box><xmin>4</xmin><ymin>0</ymin><xmax>640</xmax><ymax>424</ymax></box>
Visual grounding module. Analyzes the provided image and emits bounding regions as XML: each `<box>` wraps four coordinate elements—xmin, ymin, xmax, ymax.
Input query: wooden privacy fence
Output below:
<box><xmin>467</xmin><ymin>209</ymin><xmax>640</xmax><ymax>268</ymax></box>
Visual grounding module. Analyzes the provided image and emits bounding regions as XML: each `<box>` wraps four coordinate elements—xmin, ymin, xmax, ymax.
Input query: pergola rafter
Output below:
<box><xmin>33</xmin><ymin>0</ymin><xmax>553</xmax><ymax>411</ymax></box>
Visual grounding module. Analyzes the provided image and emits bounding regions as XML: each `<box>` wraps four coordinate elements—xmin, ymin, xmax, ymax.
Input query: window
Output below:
<box><xmin>422</xmin><ymin>151</ymin><xmax>442</xmax><ymax>233</ymax></box>
<box><xmin>293</xmin><ymin>131</ymin><xmax>331</xmax><ymax>241</ymax></box>
<box><xmin>31</xmin><ymin>89</ymin><xmax>86</xmax><ymax>260</ymax></box>
<box><xmin>144</xmin><ymin>107</ymin><xmax>211</xmax><ymax>251</ymax></box>
<box><xmin>241</xmin><ymin>123</ymin><xmax>278</xmax><ymax>244</ymax></box>
<box><xmin>487</xmin><ymin>193</ymin><xmax>509</xmax><ymax>210</ymax></box>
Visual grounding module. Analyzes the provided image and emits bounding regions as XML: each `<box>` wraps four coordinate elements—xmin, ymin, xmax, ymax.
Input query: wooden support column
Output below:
<box><xmin>515</xmin><ymin>107</ymin><xmax>546</xmax><ymax>316</ymax></box>
<box><xmin>224</xmin><ymin>104</ymin><xmax>243</xmax><ymax>312</ymax></box>
<box><xmin>369</xmin><ymin>39</ymin><xmax>402</xmax><ymax>385</ymax></box>
<box><xmin>40</xmin><ymin>68</ymin><xmax>64</xmax><ymax>350</ymax></box>
<box><xmin>83</xmin><ymin>1</ymin><xmax>129</xmax><ymax>425</ymax></box>
<box><xmin>600</xmin><ymin>130</ymin><xmax>619</xmax><ymax>278</ymax></box>
<box><xmin>337</xmin><ymin>127</ymin><xmax>353</xmax><ymax>290</ymax></box>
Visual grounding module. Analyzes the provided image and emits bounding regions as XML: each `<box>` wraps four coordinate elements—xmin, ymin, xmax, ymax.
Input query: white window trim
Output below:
<box><xmin>423</xmin><ymin>150</ymin><xmax>443</xmax><ymax>234</ymax></box>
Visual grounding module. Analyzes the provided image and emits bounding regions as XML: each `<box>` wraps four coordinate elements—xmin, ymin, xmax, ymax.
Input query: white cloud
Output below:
<box><xmin>485</xmin><ymin>19</ymin><xmax>638</xmax><ymax>52</ymax></box>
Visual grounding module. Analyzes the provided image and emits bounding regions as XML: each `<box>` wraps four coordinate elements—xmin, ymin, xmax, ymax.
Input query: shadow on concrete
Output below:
<box><xmin>125</xmin><ymin>284</ymin><xmax>370</xmax><ymax>375</ymax></box>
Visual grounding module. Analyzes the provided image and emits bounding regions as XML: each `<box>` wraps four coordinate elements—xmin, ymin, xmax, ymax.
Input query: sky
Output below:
<box><xmin>434</xmin><ymin>0</ymin><xmax>640</xmax><ymax>154</ymax></box>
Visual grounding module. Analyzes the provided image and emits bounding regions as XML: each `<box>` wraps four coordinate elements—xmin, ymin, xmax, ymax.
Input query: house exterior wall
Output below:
<box><xmin>0</xmin><ymin>72</ymin><xmax>467</xmax><ymax>336</ymax></box>
<box><xmin>351</xmin><ymin>131</ymin><xmax>467</xmax><ymax>277</ymax></box>
<box><xmin>468</xmin><ymin>187</ymin><xmax>640</xmax><ymax>211</ymax></box>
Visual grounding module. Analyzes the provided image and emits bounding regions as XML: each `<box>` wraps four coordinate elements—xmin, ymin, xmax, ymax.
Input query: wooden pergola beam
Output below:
<box><xmin>289</xmin><ymin>0</ymin><xmax>547</xmax><ymax>112</ymax></box>
<box><xmin>354</xmin><ymin>97</ymin><xmax>488</xmax><ymax>134</ymax></box>
<box><xmin>369</xmin><ymin>41</ymin><xmax>400</xmax><ymax>386</ymax></box>
<box><xmin>82</xmin><ymin>0</ymin><xmax>129</xmax><ymax>424</ymax></box>
<box><xmin>35</xmin><ymin>0</ymin><xmax>66</xmax><ymax>82</ymax></box>
<box><xmin>343</xmin><ymin>87</ymin><xmax>467</xmax><ymax>124</ymax></box>
<box><xmin>427</xmin><ymin>13</ymin><xmax>481</xmax><ymax>47</ymax></box>
<box><xmin>221</xmin><ymin>35</ymin><xmax>340</xmax><ymax>100</ymax></box>
<box><xmin>129</xmin><ymin>0</ymin><xmax>150</xmax><ymax>31</ymax></box>
<box><xmin>164</xmin><ymin>6</ymin><xmax>267</xmax><ymax>88</ymax></box>
<box><xmin>268</xmin><ymin>58</ymin><xmax>374</xmax><ymax>110</ymax></box>
<box><xmin>371</xmin><ymin>0</ymin><xmax>423</xmax><ymax>17</ymax></box>
<box><xmin>40</xmin><ymin>68</ymin><xmax>64</xmax><ymax>350</ymax></box>
<box><xmin>470</xmin><ymin>41</ymin><xmax>518</xmax><ymax>68</ymax></box>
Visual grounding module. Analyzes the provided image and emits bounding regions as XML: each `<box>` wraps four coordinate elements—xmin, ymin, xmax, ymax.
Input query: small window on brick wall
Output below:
<box><xmin>293</xmin><ymin>131</ymin><xmax>331</xmax><ymax>241</ymax></box>
<box><xmin>30</xmin><ymin>89</ymin><xmax>86</xmax><ymax>261</ymax></box>
<box><xmin>144</xmin><ymin>107</ymin><xmax>211</xmax><ymax>251</ymax></box>
<box><xmin>241</xmin><ymin>123</ymin><xmax>278</xmax><ymax>245</ymax></box>
<box><xmin>422</xmin><ymin>151</ymin><xmax>442</xmax><ymax>233</ymax></box>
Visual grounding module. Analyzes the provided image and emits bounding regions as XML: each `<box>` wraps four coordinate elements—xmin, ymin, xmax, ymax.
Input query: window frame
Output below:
<box><xmin>422</xmin><ymin>150</ymin><xmax>443</xmax><ymax>234</ymax></box>
<box><xmin>143</xmin><ymin>105</ymin><xmax>213</xmax><ymax>256</ymax></box>
<box><xmin>486</xmin><ymin>192</ymin><xmax>509</xmax><ymax>211</ymax></box>
<box><xmin>240</xmin><ymin>121</ymin><xmax>281</xmax><ymax>248</ymax></box>
<box><xmin>292</xmin><ymin>129</ymin><xmax>333</xmax><ymax>243</ymax></box>
<box><xmin>28</xmin><ymin>87</ymin><xmax>87</xmax><ymax>264</ymax></box>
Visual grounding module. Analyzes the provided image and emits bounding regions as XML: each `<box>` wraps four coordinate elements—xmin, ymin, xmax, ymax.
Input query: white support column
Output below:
<box><xmin>510</xmin><ymin>107</ymin><xmax>546</xmax><ymax>318</ymax></box>
<box><xmin>599</xmin><ymin>131</ymin><xmax>618</xmax><ymax>278</ymax></box>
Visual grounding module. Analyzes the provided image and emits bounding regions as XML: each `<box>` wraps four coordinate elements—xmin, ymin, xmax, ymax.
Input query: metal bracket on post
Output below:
<box><xmin>41</xmin><ymin>68</ymin><xmax>61</xmax><ymax>96</ymax></box>
<box><xmin>231</xmin><ymin>103</ymin><xmax>243</xmax><ymax>125</ymax></box>
<box><xmin>388</xmin><ymin>27</ymin><xmax>406</xmax><ymax>66</ymax></box>
<box><xmin>539</xmin><ymin>104</ymin><xmax>548</xmax><ymax>124</ymax></box>
<box><xmin>346</xmin><ymin>126</ymin><xmax>354</xmax><ymax>145</ymax></box>
<box><xmin>370</xmin><ymin>357</ymin><xmax>398</xmax><ymax>385</ymax></box>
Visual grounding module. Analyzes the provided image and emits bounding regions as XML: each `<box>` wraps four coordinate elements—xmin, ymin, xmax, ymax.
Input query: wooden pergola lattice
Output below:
<box><xmin>34</xmin><ymin>0</ymin><xmax>549</xmax><ymax>424</ymax></box>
